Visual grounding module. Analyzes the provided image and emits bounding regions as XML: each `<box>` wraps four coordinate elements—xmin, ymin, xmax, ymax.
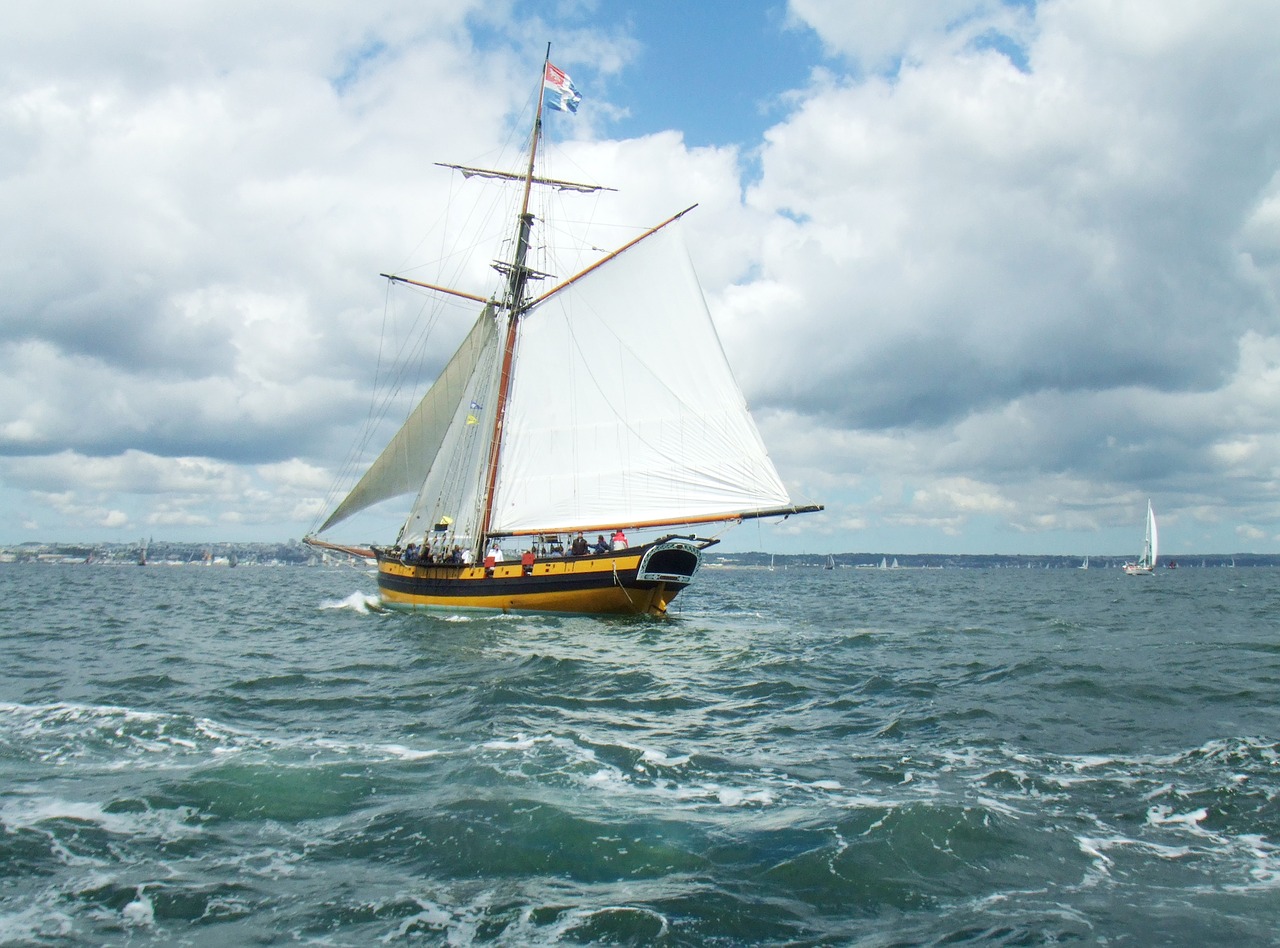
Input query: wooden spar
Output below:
<box><xmin>476</xmin><ymin>44</ymin><xmax>552</xmax><ymax>549</ymax></box>
<box><xmin>527</xmin><ymin>205</ymin><xmax>698</xmax><ymax>309</ymax></box>
<box><xmin>380</xmin><ymin>273</ymin><xmax>490</xmax><ymax>304</ymax></box>
<box><xmin>302</xmin><ymin>535</ymin><xmax>376</xmax><ymax>559</ymax></box>
<box><xmin>434</xmin><ymin>163</ymin><xmax>613</xmax><ymax>194</ymax></box>
<box><xmin>485</xmin><ymin>503</ymin><xmax>826</xmax><ymax>539</ymax></box>
<box><xmin>518</xmin><ymin>45</ymin><xmax>551</xmax><ymax>221</ymax></box>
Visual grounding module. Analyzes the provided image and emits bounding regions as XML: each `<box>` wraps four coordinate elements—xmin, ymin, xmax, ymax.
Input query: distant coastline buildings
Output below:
<box><xmin>0</xmin><ymin>543</ymin><xmax>1273</xmax><ymax>569</ymax></box>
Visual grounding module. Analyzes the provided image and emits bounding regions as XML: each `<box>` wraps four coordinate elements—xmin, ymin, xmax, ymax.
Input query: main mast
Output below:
<box><xmin>476</xmin><ymin>46</ymin><xmax>551</xmax><ymax>548</ymax></box>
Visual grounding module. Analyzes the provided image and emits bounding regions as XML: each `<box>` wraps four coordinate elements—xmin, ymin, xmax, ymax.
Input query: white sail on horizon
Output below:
<box><xmin>1145</xmin><ymin>500</ymin><xmax>1158</xmax><ymax>569</ymax></box>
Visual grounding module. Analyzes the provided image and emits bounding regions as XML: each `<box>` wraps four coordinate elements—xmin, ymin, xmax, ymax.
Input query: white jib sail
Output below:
<box><xmin>399</xmin><ymin>311</ymin><xmax>504</xmax><ymax>546</ymax></box>
<box><xmin>488</xmin><ymin>221</ymin><xmax>792</xmax><ymax>535</ymax></box>
<box><xmin>319</xmin><ymin>305</ymin><xmax>499</xmax><ymax>534</ymax></box>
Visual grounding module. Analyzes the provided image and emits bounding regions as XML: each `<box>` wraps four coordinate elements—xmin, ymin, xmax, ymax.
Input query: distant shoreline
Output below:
<box><xmin>1</xmin><ymin>542</ymin><xmax>1272</xmax><ymax>570</ymax></box>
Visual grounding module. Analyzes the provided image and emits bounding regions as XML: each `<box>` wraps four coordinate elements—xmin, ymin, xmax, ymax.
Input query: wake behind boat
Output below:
<box><xmin>307</xmin><ymin>50</ymin><xmax>821</xmax><ymax>615</ymax></box>
<box><xmin>1122</xmin><ymin>500</ymin><xmax>1158</xmax><ymax>575</ymax></box>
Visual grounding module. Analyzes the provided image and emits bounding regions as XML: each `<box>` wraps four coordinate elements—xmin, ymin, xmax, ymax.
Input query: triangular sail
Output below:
<box><xmin>398</xmin><ymin>313</ymin><xmax>506</xmax><ymax>547</ymax></box>
<box><xmin>1146</xmin><ymin>502</ymin><xmax>1158</xmax><ymax>568</ymax></box>
<box><xmin>318</xmin><ymin>307</ymin><xmax>499</xmax><ymax>533</ymax></box>
<box><xmin>487</xmin><ymin>221</ymin><xmax>792</xmax><ymax>535</ymax></box>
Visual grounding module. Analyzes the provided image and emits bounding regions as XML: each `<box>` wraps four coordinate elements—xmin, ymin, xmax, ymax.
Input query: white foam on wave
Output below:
<box><xmin>379</xmin><ymin>897</ymin><xmax>473</xmax><ymax>943</ymax></box>
<box><xmin>1075</xmin><ymin>835</ymin><xmax>1116</xmax><ymax>882</ymax></box>
<box><xmin>5</xmin><ymin>700</ymin><xmax>450</xmax><ymax>784</ymax></box>
<box><xmin>584</xmin><ymin>767</ymin><xmax>779</xmax><ymax>809</ymax></box>
<box><xmin>586</xmin><ymin>768</ymin><xmax>631</xmax><ymax>791</ymax></box>
<box><xmin>639</xmin><ymin>748</ymin><xmax>691</xmax><ymax>768</ymax></box>
<box><xmin>482</xmin><ymin>733</ymin><xmax>553</xmax><ymax>753</ymax></box>
<box><xmin>2</xmin><ymin>701</ymin><xmax>266</xmax><ymax>775</ymax></box>
<box><xmin>1146</xmin><ymin>804</ymin><xmax>1208</xmax><ymax>828</ymax></box>
<box><xmin>121</xmin><ymin>886</ymin><xmax>155</xmax><ymax>928</ymax></box>
<box><xmin>1</xmin><ymin>796</ymin><xmax>201</xmax><ymax>843</ymax></box>
<box><xmin>319</xmin><ymin>590</ymin><xmax>383</xmax><ymax>613</ymax></box>
<box><xmin>1237</xmin><ymin>834</ymin><xmax>1280</xmax><ymax>888</ymax></box>
<box><xmin>541</xmin><ymin>905</ymin><xmax>670</xmax><ymax>943</ymax></box>
<box><xmin>1</xmin><ymin>700</ymin><xmax>165</xmax><ymax>731</ymax></box>
<box><xmin>0</xmin><ymin>903</ymin><xmax>75</xmax><ymax>945</ymax></box>
<box><xmin>379</xmin><ymin>743</ymin><xmax>442</xmax><ymax>762</ymax></box>
<box><xmin>479</xmin><ymin>731</ymin><xmax>785</xmax><ymax>811</ymax></box>
<box><xmin>975</xmin><ymin>793</ymin><xmax>1032</xmax><ymax>819</ymax></box>
<box><xmin>580</xmin><ymin>735</ymin><xmax>693</xmax><ymax>771</ymax></box>
<box><xmin>715</xmin><ymin>786</ymin><xmax>775</xmax><ymax>806</ymax></box>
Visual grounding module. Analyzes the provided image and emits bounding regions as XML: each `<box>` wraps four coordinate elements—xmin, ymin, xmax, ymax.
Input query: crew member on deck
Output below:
<box><xmin>611</xmin><ymin>529</ymin><xmax>628</xmax><ymax>551</ymax></box>
<box><xmin>571</xmin><ymin>533</ymin><xmax>589</xmax><ymax>555</ymax></box>
<box><xmin>593</xmin><ymin>535</ymin><xmax>608</xmax><ymax>554</ymax></box>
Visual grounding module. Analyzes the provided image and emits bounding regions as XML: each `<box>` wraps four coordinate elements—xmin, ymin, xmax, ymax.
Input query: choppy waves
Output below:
<box><xmin>3</xmin><ymin>697</ymin><xmax>1278</xmax><ymax>943</ymax></box>
<box><xmin>1</xmin><ymin>565</ymin><xmax>1279</xmax><ymax>944</ymax></box>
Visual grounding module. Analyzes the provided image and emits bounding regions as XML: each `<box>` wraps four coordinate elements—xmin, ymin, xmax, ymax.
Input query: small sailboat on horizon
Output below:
<box><xmin>305</xmin><ymin>50</ymin><xmax>821</xmax><ymax>615</ymax></box>
<box><xmin>1122</xmin><ymin>500</ymin><xmax>1158</xmax><ymax>576</ymax></box>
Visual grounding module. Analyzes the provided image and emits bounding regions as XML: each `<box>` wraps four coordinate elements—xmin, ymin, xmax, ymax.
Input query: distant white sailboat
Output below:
<box><xmin>1122</xmin><ymin>500</ymin><xmax>1158</xmax><ymax>576</ymax></box>
<box><xmin>1078</xmin><ymin>556</ymin><xmax>1089</xmax><ymax>570</ymax></box>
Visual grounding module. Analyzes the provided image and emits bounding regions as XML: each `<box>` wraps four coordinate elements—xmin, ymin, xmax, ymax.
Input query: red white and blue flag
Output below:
<box><xmin>543</xmin><ymin>62</ymin><xmax>581</xmax><ymax>113</ymax></box>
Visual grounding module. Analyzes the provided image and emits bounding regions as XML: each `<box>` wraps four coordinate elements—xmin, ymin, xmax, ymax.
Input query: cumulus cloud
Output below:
<box><xmin>2</xmin><ymin>0</ymin><xmax>1278</xmax><ymax>553</ymax></box>
<box><xmin>716</xmin><ymin>0</ymin><xmax>1280</xmax><ymax>551</ymax></box>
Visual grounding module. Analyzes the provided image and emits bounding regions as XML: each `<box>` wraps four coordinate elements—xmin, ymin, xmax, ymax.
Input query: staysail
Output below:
<box><xmin>318</xmin><ymin>305</ymin><xmax>500</xmax><ymax>534</ymax></box>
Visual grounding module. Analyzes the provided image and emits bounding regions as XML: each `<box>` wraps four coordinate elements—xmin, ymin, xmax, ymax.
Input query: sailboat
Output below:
<box><xmin>1121</xmin><ymin>500</ymin><xmax>1158</xmax><ymax>575</ymax></box>
<box><xmin>1078</xmin><ymin>555</ymin><xmax>1089</xmax><ymax>570</ymax></box>
<box><xmin>305</xmin><ymin>51</ymin><xmax>821</xmax><ymax>616</ymax></box>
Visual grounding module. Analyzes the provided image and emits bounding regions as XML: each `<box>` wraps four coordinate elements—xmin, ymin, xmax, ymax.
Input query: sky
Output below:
<box><xmin>3</xmin><ymin>0</ymin><xmax>1280</xmax><ymax>556</ymax></box>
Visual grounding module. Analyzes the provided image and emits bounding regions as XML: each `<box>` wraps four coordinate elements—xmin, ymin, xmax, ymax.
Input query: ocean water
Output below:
<box><xmin>1</xmin><ymin>562</ymin><xmax>1278</xmax><ymax>946</ymax></box>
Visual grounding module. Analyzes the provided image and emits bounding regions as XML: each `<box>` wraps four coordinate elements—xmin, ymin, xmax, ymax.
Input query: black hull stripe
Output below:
<box><xmin>378</xmin><ymin>569</ymin><xmax>688</xmax><ymax>600</ymax></box>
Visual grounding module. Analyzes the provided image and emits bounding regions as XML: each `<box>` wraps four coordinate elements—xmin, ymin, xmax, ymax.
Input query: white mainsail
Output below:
<box><xmin>488</xmin><ymin>222</ymin><xmax>792</xmax><ymax>535</ymax></box>
<box><xmin>1144</xmin><ymin>501</ymin><xmax>1158</xmax><ymax>569</ymax></box>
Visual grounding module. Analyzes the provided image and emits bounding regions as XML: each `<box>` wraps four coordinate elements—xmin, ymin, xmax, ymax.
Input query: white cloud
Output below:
<box><xmin>788</xmin><ymin>0</ymin><xmax>1024</xmax><ymax>70</ymax></box>
<box><xmin>2</xmin><ymin>1</ymin><xmax>1279</xmax><ymax>553</ymax></box>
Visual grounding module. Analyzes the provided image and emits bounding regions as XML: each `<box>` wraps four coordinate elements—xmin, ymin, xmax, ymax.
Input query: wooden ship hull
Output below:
<box><xmin>376</xmin><ymin>537</ymin><xmax>705</xmax><ymax>616</ymax></box>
